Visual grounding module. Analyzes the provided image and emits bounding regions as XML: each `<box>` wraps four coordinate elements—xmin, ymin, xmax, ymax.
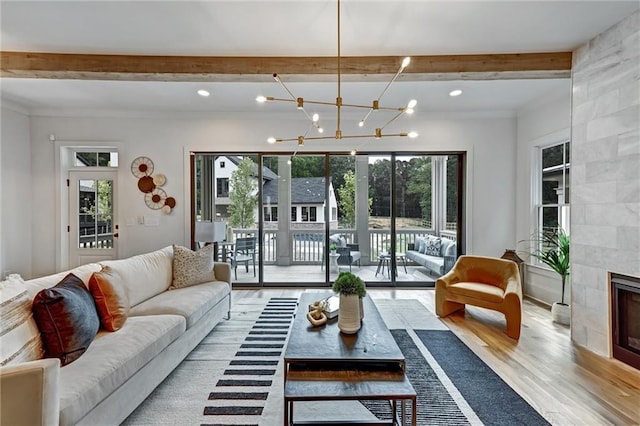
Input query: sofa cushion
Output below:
<box><xmin>100</xmin><ymin>246</ymin><xmax>173</xmax><ymax>307</ymax></box>
<box><xmin>0</xmin><ymin>274</ymin><xmax>44</xmax><ymax>366</ymax></box>
<box><xmin>170</xmin><ymin>244</ymin><xmax>216</xmax><ymax>289</ymax></box>
<box><xmin>23</xmin><ymin>263</ymin><xmax>102</xmax><ymax>298</ymax></box>
<box><xmin>57</xmin><ymin>314</ymin><xmax>185</xmax><ymax>426</ymax></box>
<box><xmin>129</xmin><ymin>281</ymin><xmax>230</xmax><ymax>329</ymax></box>
<box><xmin>441</xmin><ymin>238</ymin><xmax>457</xmax><ymax>257</ymax></box>
<box><xmin>31</xmin><ymin>273</ymin><xmax>100</xmax><ymax>366</ymax></box>
<box><xmin>89</xmin><ymin>266</ymin><xmax>130</xmax><ymax>331</ymax></box>
<box><xmin>425</xmin><ymin>237</ymin><xmax>442</xmax><ymax>256</ymax></box>
<box><xmin>416</xmin><ymin>238</ymin><xmax>427</xmax><ymax>254</ymax></box>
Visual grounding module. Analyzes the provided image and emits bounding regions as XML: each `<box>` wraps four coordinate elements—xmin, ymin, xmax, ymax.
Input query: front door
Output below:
<box><xmin>68</xmin><ymin>170</ymin><xmax>118</xmax><ymax>267</ymax></box>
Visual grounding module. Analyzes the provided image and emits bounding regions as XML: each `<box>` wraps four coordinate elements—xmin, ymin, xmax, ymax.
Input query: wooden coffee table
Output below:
<box><xmin>283</xmin><ymin>292</ymin><xmax>416</xmax><ymax>425</ymax></box>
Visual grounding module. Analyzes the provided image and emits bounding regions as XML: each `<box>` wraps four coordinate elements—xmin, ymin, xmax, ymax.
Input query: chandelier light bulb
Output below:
<box><xmin>408</xmin><ymin>132</ymin><xmax>418</xmax><ymax>138</ymax></box>
<box><xmin>358</xmin><ymin>121</ymin><xmax>364</xmax><ymax>127</ymax></box>
<box><xmin>197</xmin><ymin>89</ymin><xmax>210</xmax><ymax>97</ymax></box>
<box><xmin>401</xmin><ymin>57</ymin><xmax>411</xmax><ymax>70</ymax></box>
<box><xmin>312</xmin><ymin>113</ymin><xmax>319</xmax><ymax>122</ymax></box>
<box><xmin>406</xmin><ymin>108</ymin><xmax>414</xmax><ymax>115</ymax></box>
<box><xmin>318</xmin><ymin>127</ymin><xmax>324</xmax><ymax>133</ymax></box>
<box><xmin>256</xmin><ymin>95</ymin><xmax>267</xmax><ymax>103</ymax></box>
<box><xmin>267</xmin><ymin>137</ymin><xmax>276</xmax><ymax>144</ymax></box>
<box><xmin>350</xmin><ymin>150</ymin><xmax>356</xmax><ymax>156</ymax></box>
<box><xmin>407</xmin><ymin>99</ymin><xmax>417</xmax><ymax>109</ymax></box>
<box><xmin>449</xmin><ymin>89</ymin><xmax>462</xmax><ymax>97</ymax></box>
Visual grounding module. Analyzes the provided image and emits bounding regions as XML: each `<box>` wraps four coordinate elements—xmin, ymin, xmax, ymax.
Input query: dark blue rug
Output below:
<box><xmin>414</xmin><ymin>329</ymin><xmax>549</xmax><ymax>426</ymax></box>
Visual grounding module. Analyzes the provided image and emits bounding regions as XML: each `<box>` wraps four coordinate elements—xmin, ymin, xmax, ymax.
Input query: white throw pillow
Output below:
<box><xmin>0</xmin><ymin>274</ymin><xmax>44</xmax><ymax>366</ymax></box>
<box><xmin>170</xmin><ymin>244</ymin><xmax>216</xmax><ymax>289</ymax></box>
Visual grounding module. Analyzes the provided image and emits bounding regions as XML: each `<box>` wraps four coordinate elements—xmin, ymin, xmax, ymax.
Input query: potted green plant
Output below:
<box><xmin>525</xmin><ymin>228</ymin><xmax>570</xmax><ymax>325</ymax></box>
<box><xmin>332</xmin><ymin>272</ymin><xmax>366</xmax><ymax>334</ymax></box>
<box><xmin>329</xmin><ymin>243</ymin><xmax>338</xmax><ymax>254</ymax></box>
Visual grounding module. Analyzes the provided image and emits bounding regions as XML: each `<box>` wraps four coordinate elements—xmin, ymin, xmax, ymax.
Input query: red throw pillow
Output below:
<box><xmin>31</xmin><ymin>273</ymin><xmax>100</xmax><ymax>366</ymax></box>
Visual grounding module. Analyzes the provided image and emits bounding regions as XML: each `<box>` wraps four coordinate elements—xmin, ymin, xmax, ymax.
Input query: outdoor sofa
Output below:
<box><xmin>406</xmin><ymin>235</ymin><xmax>457</xmax><ymax>276</ymax></box>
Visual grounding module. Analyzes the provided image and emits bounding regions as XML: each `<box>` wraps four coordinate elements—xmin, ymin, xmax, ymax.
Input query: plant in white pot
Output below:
<box><xmin>332</xmin><ymin>272</ymin><xmax>366</xmax><ymax>334</ymax></box>
<box><xmin>527</xmin><ymin>229</ymin><xmax>571</xmax><ymax>325</ymax></box>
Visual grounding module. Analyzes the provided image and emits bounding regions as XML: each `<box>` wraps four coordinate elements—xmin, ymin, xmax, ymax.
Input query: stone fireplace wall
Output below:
<box><xmin>571</xmin><ymin>11</ymin><xmax>640</xmax><ymax>356</ymax></box>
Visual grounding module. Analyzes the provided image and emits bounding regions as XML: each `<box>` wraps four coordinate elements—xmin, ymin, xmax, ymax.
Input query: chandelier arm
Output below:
<box><xmin>379</xmin><ymin>110</ymin><xmax>407</xmax><ymax>131</ymax></box>
<box><xmin>275</xmin><ymin>76</ymin><xmax>300</xmax><ymax>102</ymax></box>
<box><xmin>375</xmin><ymin>64</ymin><xmax>405</xmax><ymax>103</ymax></box>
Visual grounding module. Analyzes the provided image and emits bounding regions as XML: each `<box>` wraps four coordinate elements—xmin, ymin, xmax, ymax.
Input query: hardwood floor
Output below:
<box><xmin>231</xmin><ymin>287</ymin><xmax>640</xmax><ymax>425</ymax></box>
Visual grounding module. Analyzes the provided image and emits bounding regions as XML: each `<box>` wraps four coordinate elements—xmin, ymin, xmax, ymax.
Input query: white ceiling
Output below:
<box><xmin>1</xmin><ymin>1</ymin><xmax>638</xmax><ymax>115</ymax></box>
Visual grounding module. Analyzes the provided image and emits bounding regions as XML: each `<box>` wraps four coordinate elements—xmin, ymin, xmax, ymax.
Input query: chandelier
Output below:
<box><xmin>256</xmin><ymin>0</ymin><xmax>418</xmax><ymax>147</ymax></box>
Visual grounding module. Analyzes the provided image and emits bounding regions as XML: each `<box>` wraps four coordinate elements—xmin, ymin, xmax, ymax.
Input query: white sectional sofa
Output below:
<box><xmin>0</xmin><ymin>246</ymin><xmax>231</xmax><ymax>426</ymax></box>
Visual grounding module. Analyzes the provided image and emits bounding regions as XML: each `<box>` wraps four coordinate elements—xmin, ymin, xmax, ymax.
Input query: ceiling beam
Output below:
<box><xmin>0</xmin><ymin>51</ymin><xmax>572</xmax><ymax>82</ymax></box>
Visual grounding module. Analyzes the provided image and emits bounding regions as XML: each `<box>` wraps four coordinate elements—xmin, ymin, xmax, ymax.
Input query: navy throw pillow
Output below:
<box><xmin>32</xmin><ymin>273</ymin><xmax>100</xmax><ymax>366</ymax></box>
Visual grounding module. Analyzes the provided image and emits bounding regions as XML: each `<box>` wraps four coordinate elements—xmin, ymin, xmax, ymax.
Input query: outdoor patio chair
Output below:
<box><xmin>228</xmin><ymin>237</ymin><xmax>257</xmax><ymax>279</ymax></box>
<box><xmin>336</xmin><ymin>244</ymin><xmax>361</xmax><ymax>271</ymax></box>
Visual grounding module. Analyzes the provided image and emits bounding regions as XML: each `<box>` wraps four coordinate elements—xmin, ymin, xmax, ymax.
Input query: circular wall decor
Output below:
<box><xmin>161</xmin><ymin>205</ymin><xmax>172</xmax><ymax>214</ymax></box>
<box><xmin>153</xmin><ymin>174</ymin><xmax>166</xmax><ymax>187</ymax></box>
<box><xmin>137</xmin><ymin>176</ymin><xmax>156</xmax><ymax>193</ymax></box>
<box><xmin>131</xmin><ymin>156</ymin><xmax>154</xmax><ymax>178</ymax></box>
<box><xmin>165</xmin><ymin>197</ymin><xmax>176</xmax><ymax>208</ymax></box>
<box><xmin>144</xmin><ymin>188</ymin><xmax>167</xmax><ymax>210</ymax></box>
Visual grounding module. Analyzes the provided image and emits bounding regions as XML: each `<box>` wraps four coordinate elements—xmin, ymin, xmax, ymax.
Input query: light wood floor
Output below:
<box><xmin>231</xmin><ymin>288</ymin><xmax>640</xmax><ymax>425</ymax></box>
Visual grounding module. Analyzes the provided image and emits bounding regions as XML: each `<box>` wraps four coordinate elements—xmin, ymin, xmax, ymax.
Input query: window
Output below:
<box><xmin>216</xmin><ymin>178</ymin><xmax>229</xmax><ymax>197</ymax></box>
<box><xmin>291</xmin><ymin>207</ymin><xmax>297</xmax><ymax>222</ymax></box>
<box><xmin>264</xmin><ymin>206</ymin><xmax>277</xmax><ymax>222</ymax></box>
<box><xmin>74</xmin><ymin>150</ymin><xmax>118</xmax><ymax>167</ymax></box>
<box><xmin>220</xmin><ymin>161</ymin><xmax>225</xmax><ymax>168</ymax></box>
<box><xmin>332</xmin><ymin>207</ymin><xmax>337</xmax><ymax>221</ymax></box>
<box><xmin>538</xmin><ymin>141</ymin><xmax>570</xmax><ymax>238</ymax></box>
<box><xmin>301</xmin><ymin>206</ymin><xmax>317</xmax><ymax>222</ymax></box>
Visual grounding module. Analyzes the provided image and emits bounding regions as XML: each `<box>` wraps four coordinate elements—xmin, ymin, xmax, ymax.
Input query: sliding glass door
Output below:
<box><xmin>192</xmin><ymin>151</ymin><xmax>464</xmax><ymax>287</ymax></box>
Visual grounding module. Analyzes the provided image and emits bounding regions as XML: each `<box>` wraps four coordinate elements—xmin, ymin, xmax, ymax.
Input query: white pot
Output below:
<box><xmin>551</xmin><ymin>302</ymin><xmax>571</xmax><ymax>326</ymax></box>
<box><xmin>338</xmin><ymin>294</ymin><xmax>361</xmax><ymax>334</ymax></box>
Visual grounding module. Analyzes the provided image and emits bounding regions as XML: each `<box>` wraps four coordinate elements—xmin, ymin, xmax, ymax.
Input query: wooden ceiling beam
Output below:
<box><xmin>0</xmin><ymin>51</ymin><xmax>572</xmax><ymax>82</ymax></box>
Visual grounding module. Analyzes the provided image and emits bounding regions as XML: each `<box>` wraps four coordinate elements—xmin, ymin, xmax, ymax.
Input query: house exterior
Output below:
<box><xmin>213</xmin><ymin>155</ymin><xmax>338</xmax><ymax>227</ymax></box>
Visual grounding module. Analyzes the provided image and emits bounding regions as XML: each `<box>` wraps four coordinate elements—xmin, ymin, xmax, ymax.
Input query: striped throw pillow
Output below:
<box><xmin>0</xmin><ymin>274</ymin><xmax>44</xmax><ymax>366</ymax></box>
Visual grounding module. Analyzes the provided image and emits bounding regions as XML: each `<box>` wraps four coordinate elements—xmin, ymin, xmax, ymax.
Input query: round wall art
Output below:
<box><xmin>131</xmin><ymin>156</ymin><xmax>176</xmax><ymax>213</ymax></box>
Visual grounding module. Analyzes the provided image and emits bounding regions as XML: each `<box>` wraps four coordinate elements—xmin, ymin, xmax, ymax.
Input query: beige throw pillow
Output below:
<box><xmin>170</xmin><ymin>244</ymin><xmax>215</xmax><ymax>289</ymax></box>
<box><xmin>0</xmin><ymin>274</ymin><xmax>44</xmax><ymax>366</ymax></box>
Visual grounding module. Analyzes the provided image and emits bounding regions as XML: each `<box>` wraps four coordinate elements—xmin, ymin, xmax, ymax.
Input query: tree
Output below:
<box><xmin>337</xmin><ymin>170</ymin><xmax>356</xmax><ymax>227</ymax></box>
<box><xmin>406</xmin><ymin>157</ymin><xmax>432</xmax><ymax>225</ymax></box>
<box><xmin>83</xmin><ymin>180</ymin><xmax>113</xmax><ymax>223</ymax></box>
<box><xmin>337</xmin><ymin>170</ymin><xmax>372</xmax><ymax>228</ymax></box>
<box><xmin>228</xmin><ymin>157</ymin><xmax>257</xmax><ymax>228</ymax></box>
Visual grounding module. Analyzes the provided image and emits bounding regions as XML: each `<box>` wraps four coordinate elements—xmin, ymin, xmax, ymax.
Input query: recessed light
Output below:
<box><xmin>197</xmin><ymin>89</ymin><xmax>210</xmax><ymax>97</ymax></box>
<box><xmin>449</xmin><ymin>89</ymin><xmax>462</xmax><ymax>97</ymax></box>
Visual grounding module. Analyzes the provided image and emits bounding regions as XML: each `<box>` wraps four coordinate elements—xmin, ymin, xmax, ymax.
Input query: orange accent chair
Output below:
<box><xmin>435</xmin><ymin>255</ymin><xmax>523</xmax><ymax>339</ymax></box>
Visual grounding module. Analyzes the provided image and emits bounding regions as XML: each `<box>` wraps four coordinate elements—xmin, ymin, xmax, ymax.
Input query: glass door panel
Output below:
<box><xmin>394</xmin><ymin>155</ymin><xmax>433</xmax><ymax>284</ymax></box>
<box><xmin>262</xmin><ymin>155</ymin><xmax>327</xmax><ymax>285</ymax></box>
<box><xmin>369</xmin><ymin>155</ymin><xmax>393</xmax><ymax>284</ymax></box>
<box><xmin>328</xmin><ymin>155</ymin><xmax>358</xmax><ymax>280</ymax></box>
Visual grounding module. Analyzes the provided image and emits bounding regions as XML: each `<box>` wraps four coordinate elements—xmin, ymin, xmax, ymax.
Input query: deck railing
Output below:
<box><xmin>228</xmin><ymin>227</ymin><xmax>456</xmax><ymax>265</ymax></box>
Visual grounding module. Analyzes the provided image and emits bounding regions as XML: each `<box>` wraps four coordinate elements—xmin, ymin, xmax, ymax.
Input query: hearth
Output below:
<box><xmin>610</xmin><ymin>273</ymin><xmax>640</xmax><ymax>370</ymax></box>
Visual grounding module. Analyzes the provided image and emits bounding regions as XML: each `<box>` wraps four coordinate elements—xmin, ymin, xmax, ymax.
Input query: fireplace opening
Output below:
<box><xmin>611</xmin><ymin>273</ymin><xmax>640</xmax><ymax>370</ymax></box>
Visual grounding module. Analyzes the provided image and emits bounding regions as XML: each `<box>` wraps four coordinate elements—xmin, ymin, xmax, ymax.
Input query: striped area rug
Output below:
<box><xmin>202</xmin><ymin>297</ymin><xmax>297</xmax><ymax>425</ymax></box>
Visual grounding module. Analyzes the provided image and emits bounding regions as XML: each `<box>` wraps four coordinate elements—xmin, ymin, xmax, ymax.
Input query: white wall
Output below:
<box><xmin>516</xmin><ymin>89</ymin><xmax>572</xmax><ymax>302</ymax></box>
<box><xmin>6</xmin><ymin>110</ymin><xmax>517</xmax><ymax>278</ymax></box>
<box><xmin>1</xmin><ymin>103</ymin><xmax>33</xmax><ymax>278</ymax></box>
